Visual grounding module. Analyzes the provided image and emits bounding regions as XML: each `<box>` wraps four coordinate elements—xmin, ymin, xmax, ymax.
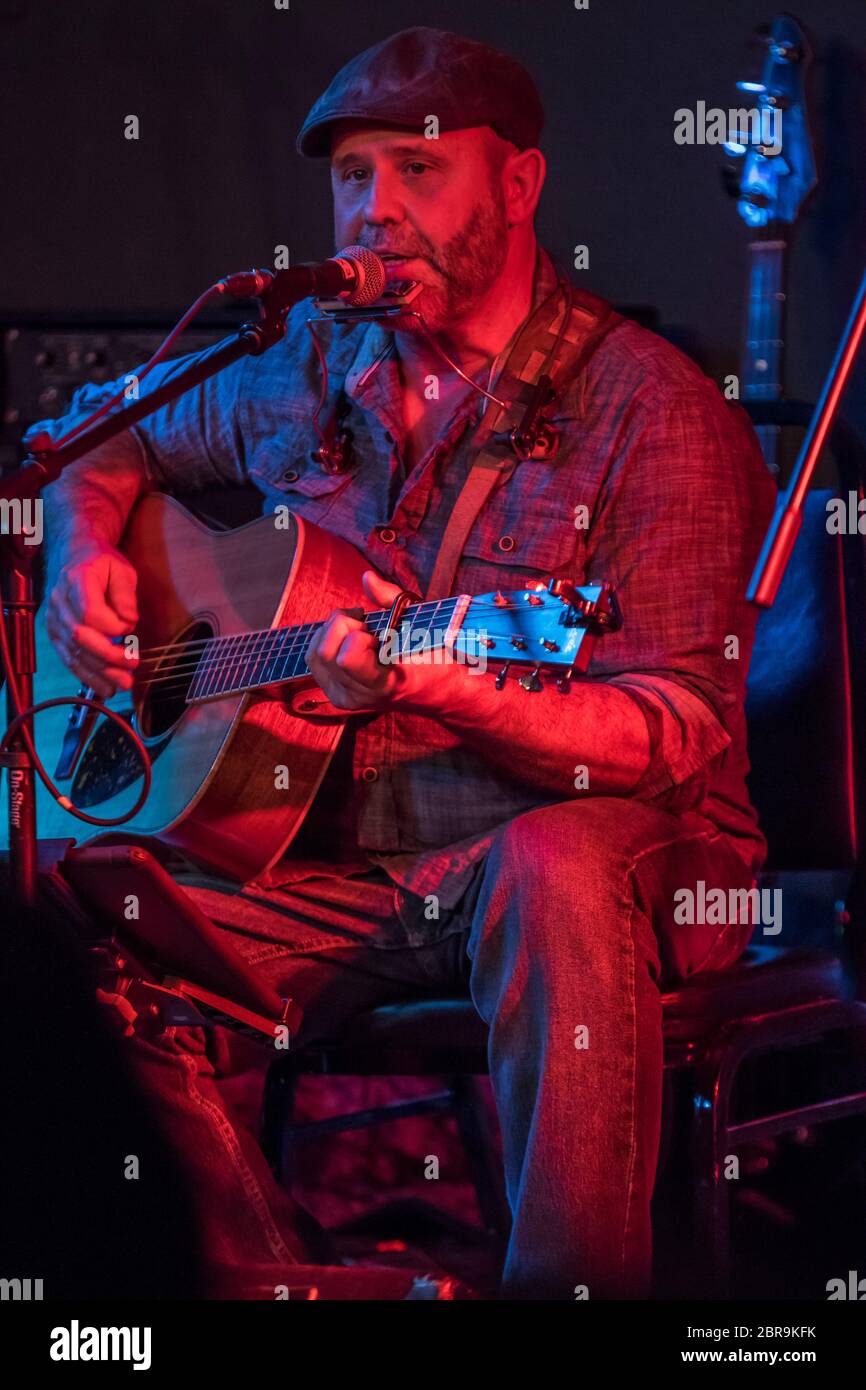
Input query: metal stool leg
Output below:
<box><xmin>261</xmin><ymin>1059</ymin><xmax>298</xmax><ymax>1186</ymax></box>
<box><xmin>450</xmin><ymin>1075</ymin><xmax>510</xmax><ymax>1241</ymax></box>
<box><xmin>690</xmin><ymin>1050</ymin><xmax>737</xmax><ymax>1297</ymax></box>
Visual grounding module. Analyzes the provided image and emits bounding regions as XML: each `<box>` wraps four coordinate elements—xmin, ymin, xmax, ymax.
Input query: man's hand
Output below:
<box><xmin>305</xmin><ymin>569</ymin><xmax>451</xmax><ymax>714</ymax></box>
<box><xmin>44</xmin><ymin>543</ymin><xmax>140</xmax><ymax>700</ymax></box>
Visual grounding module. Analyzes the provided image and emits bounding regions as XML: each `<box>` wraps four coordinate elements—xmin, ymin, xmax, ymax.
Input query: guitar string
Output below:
<box><xmin>131</xmin><ymin>646</ymin><xmax>567</xmax><ymax>702</ymax></box>
<box><xmin>124</xmin><ymin>605</ymin><xmax>434</xmax><ymax>660</ymax></box>
<box><xmin>180</xmin><ymin>607</ymin><xmax>452</xmax><ymax>693</ymax></box>
<box><xmin>109</xmin><ymin>592</ymin><xmax>561</xmax><ymax>664</ymax></box>
<box><xmin>125</xmin><ymin>622</ymin><xmax>544</xmax><ymax>686</ymax></box>
<box><xmin>120</xmin><ymin>599</ymin><xmax>553</xmax><ymax>679</ymax></box>
<box><xmin>130</xmin><ymin>615</ymin><xmax>438</xmax><ymax>664</ymax></box>
<box><xmin>126</xmin><ymin>619</ymin><xmax>565</xmax><ymax>698</ymax></box>
<box><xmin>126</xmin><ymin>602</ymin><xmax>454</xmax><ymax>678</ymax></box>
<box><xmin>127</xmin><ymin>632</ymin><xmax>551</xmax><ymax>693</ymax></box>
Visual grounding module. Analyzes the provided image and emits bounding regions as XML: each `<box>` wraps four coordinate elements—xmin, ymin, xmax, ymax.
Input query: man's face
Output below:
<box><xmin>330</xmin><ymin>123</ymin><xmax>510</xmax><ymax>334</ymax></box>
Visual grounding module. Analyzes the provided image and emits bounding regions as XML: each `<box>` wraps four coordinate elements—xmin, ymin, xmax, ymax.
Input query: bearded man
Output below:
<box><xmin>34</xmin><ymin>27</ymin><xmax>776</xmax><ymax>1298</ymax></box>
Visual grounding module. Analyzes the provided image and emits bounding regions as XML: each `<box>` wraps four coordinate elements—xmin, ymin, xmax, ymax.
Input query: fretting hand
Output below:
<box><xmin>304</xmin><ymin>569</ymin><xmax>455</xmax><ymax>714</ymax></box>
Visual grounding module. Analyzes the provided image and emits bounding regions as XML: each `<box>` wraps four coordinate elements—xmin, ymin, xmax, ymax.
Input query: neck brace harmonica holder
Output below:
<box><xmin>305</xmin><ymin>273</ymin><xmax>600</xmax><ymax>473</ymax></box>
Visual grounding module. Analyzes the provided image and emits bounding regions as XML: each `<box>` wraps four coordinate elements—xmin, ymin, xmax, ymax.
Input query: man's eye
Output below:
<box><xmin>404</xmin><ymin>161</ymin><xmax>430</xmax><ymax>176</ymax></box>
<box><xmin>341</xmin><ymin>168</ymin><xmax>369</xmax><ymax>184</ymax></box>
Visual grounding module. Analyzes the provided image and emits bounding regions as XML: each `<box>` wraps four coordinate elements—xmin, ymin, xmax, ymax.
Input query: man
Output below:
<box><xmin>32</xmin><ymin>27</ymin><xmax>776</xmax><ymax>1298</ymax></box>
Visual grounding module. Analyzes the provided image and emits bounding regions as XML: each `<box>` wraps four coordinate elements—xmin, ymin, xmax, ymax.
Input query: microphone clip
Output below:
<box><xmin>505</xmin><ymin>374</ymin><xmax>561</xmax><ymax>461</ymax></box>
<box><xmin>311</xmin><ymin>428</ymin><xmax>354</xmax><ymax>475</ymax></box>
<box><xmin>311</xmin><ymin>279</ymin><xmax>425</xmax><ymax>322</ymax></box>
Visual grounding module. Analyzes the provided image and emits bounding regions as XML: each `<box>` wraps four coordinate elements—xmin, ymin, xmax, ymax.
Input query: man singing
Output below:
<box><xmin>33</xmin><ymin>27</ymin><xmax>776</xmax><ymax>1297</ymax></box>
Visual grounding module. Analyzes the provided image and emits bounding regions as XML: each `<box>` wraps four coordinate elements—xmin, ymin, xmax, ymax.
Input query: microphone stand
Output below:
<box><xmin>0</xmin><ymin>301</ymin><xmax>292</xmax><ymax>907</ymax></box>
<box><xmin>748</xmin><ymin>265</ymin><xmax>866</xmax><ymax>607</ymax></box>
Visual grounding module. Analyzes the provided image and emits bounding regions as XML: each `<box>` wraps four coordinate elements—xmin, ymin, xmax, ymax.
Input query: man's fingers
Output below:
<box><xmin>309</xmin><ymin>610</ymin><xmax>367</xmax><ymax>665</ymax></box>
<box><xmin>48</xmin><ymin>592</ymin><xmax>136</xmax><ymax>689</ymax></box>
<box><xmin>65</xmin><ymin>642</ymin><xmax>132</xmax><ymax>696</ymax></box>
<box><xmin>105</xmin><ymin>555</ymin><xmax>139</xmax><ymax>626</ymax></box>
<box><xmin>70</xmin><ymin>622</ymin><xmax>137</xmax><ymax>671</ymax></box>
<box><xmin>78</xmin><ymin>567</ymin><xmax>132</xmax><ymax>638</ymax></box>
<box><xmin>361</xmin><ymin>569</ymin><xmax>405</xmax><ymax>606</ymax></box>
<box><xmin>334</xmin><ymin>628</ymin><xmax>379</xmax><ymax>671</ymax></box>
<box><xmin>73</xmin><ymin>663</ymin><xmax>116</xmax><ymax>700</ymax></box>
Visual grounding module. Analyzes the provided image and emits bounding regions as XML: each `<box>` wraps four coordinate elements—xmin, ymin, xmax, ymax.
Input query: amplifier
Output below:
<box><xmin>0</xmin><ymin>314</ymin><xmax>248</xmax><ymax>471</ymax></box>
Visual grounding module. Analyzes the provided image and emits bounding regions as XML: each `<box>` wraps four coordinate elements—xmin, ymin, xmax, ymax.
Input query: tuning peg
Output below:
<box><xmin>495</xmin><ymin>662</ymin><xmax>511</xmax><ymax>690</ymax></box>
<box><xmin>519</xmin><ymin>666</ymin><xmax>543</xmax><ymax>693</ymax></box>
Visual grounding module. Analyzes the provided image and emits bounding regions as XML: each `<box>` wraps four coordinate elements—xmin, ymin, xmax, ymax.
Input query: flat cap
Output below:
<box><xmin>296</xmin><ymin>25</ymin><xmax>544</xmax><ymax>158</ymax></box>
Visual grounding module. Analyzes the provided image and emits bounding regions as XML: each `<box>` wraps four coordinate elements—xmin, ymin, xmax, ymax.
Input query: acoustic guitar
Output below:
<box><xmin>5</xmin><ymin>492</ymin><xmax>618</xmax><ymax>884</ymax></box>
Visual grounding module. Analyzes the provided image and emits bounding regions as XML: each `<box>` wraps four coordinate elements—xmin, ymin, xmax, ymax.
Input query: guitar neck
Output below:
<box><xmin>741</xmin><ymin>237</ymin><xmax>787</xmax><ymax>472</ymax></box>
<box><xmin>185</xmin><ymin>595</ymin><xmax>467</xmax><ymax>703</ymax></box>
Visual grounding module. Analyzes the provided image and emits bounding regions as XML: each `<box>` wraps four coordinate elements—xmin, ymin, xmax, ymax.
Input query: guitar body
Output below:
<box><xmin>3</xmin><ymin>492</ymin><xmax>615</xmax><ymax>883</ymax></box>
<box><xmin>15</xmin><ymin>492</ymin><xmax>368</xmax><ymax>884</ymax></box>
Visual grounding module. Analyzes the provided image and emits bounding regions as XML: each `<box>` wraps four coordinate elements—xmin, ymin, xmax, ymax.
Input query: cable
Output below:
<box><xmin>0</xmin><ymin>271</ymin><xmax>252</xmax><ymax>826</ymax></box>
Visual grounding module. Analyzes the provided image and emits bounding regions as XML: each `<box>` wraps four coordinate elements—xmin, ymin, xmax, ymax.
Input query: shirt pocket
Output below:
<box><xmin>457</xmin><ymin>494</ymin><xmax>581</xmax><ymax>593</ymax></box>
<box><xmin>247</xmin><ymin>425</ymin><xmax>359</xmax><ymax>502</ymax></box>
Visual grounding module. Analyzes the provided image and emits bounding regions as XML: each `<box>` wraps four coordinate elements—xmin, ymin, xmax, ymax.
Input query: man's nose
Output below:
<box><xmin>362</xmin><ymin>170</ymin><xmax>404</xmax><ymax>225</ymax></box>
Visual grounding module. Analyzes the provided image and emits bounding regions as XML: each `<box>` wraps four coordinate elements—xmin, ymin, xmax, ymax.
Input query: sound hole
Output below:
<box><xmin>137</xmin><ymin>619</ymin><xmax>213</xmax><ymax>738</ymax></box>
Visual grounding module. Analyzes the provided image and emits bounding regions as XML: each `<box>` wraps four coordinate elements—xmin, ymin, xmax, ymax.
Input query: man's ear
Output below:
<box><xmin>503</xmin><ymin>146</ymin><xmax>547</xmax><ymax>226</ymax></box>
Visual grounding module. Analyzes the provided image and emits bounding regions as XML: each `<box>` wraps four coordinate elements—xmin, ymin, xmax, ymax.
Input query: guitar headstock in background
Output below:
<box><xmin>723</xmin><ymin>13</ymin><xmax>817</xmax><ymax>230</ymax></box>
<box><xmin>721</xmin><ymin>14</ymin><xmax>819</xmax><ymax>476</ymax></box>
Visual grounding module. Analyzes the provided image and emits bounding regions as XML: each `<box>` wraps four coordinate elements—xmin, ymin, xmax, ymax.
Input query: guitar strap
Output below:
<box><xmin>424</xmin><ymin>281</ymin><xmax>623</xmax><ymax>602</ymax></box>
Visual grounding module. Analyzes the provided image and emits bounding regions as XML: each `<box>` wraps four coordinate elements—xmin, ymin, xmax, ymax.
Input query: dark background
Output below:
<box><xmin>1</xmin><ymin>0</ymin><xmax>865</xmax><ymax>432</ymax></box>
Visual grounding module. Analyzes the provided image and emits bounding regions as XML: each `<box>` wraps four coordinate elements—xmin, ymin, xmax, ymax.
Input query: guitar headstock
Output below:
<box><xmin>456</xmin><ymin>580</ymin><xmax>621</xmax><ymax>692</ymax></box>
<box><xmin>724</xmin><ymin>14</ymin><xmax>817</xmax><ymax>229</ymax></box>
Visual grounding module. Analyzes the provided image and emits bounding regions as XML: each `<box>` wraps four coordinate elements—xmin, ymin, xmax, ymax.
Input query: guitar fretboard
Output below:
<box><xmin>185</xmin><ymin>597</ymin><xmax>463</xmax><ymax>702</ymax></box>
<box><xmin>742</xmin><ymin>238</ymin><xmax>786</xmax><ymax>474</ymax></box>
<box><xmin>742</xmin><ymin>239</ymin><xmax>786</xmax><ymax>403</ymax></box>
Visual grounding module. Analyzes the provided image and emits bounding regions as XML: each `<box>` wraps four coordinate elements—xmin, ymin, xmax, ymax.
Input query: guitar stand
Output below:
<box><xmin>30</xmin><ymin>837</ymin><xmax>303</xmax><ymax>1049</ymax></box>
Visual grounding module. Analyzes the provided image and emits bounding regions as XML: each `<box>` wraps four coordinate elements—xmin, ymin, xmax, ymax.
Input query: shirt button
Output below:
<box><xmin>378</xmin><ymin>526</ymin><xmax>397</xmax><ymax>544</ymax></box>
<box><xmin>361</xmin><ymin>766</ymin><xmax>379</xmax><ymax>782</ymax></box>
<box><xmin>496</xmin><ymin>534</ymin><xmax>517</xmax><ymax>553</ymax></box>
<box><xmin>282</xmin><ymin>468</ymin><xmax>300</xmax><ymax>483</ymax></box>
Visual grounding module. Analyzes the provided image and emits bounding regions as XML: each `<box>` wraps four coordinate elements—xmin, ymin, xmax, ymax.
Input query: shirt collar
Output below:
<box><xmin>341</xmin><ymin>243</ymin><xmax>563</xmax><ymax>436</ymax></box>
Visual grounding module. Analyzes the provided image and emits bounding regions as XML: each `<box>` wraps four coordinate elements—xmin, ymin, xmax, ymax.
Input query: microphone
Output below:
<box><xmin>216</xmin><ymin>246</ymin><xmax>386</xmax><ymax>313</ymax></box>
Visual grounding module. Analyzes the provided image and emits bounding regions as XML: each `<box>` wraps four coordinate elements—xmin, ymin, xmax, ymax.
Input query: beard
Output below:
<box><xmin>415</xmin><ymin>191</ymin><xmax>509</xmax><ymax>331</ymax></box>
<box><xmin>364</xmin><ymin>184</ymin><xmax>510</xmax><ymax>335</ymax></box>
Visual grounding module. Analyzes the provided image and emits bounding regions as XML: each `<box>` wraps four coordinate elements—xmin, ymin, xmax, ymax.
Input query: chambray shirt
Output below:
<box><xmin>34</xmin><ymin>248</ymin><xmax>777</xmax><ymax>908</ymax></box>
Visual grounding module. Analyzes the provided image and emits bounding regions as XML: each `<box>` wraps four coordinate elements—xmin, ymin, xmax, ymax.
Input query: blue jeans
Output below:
<box><xmin>122</xmin><ymin>797</ymin><xmax>756</xmax><ymax>1298</ymax></box>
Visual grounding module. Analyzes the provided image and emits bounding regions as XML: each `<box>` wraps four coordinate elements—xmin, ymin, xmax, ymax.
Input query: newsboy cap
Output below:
<box><xmin>296</xmin><ymin>26</ymin><xmax>545</xmax><ymax>158</ymax></box>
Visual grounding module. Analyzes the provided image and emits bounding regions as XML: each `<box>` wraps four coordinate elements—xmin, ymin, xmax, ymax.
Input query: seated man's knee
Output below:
<box><xmin>486</xmin><ymin>797</ymin><xmax>658</xmax><ymax>906</ymax></box>
<box><xmin>473</xmin><ymin>798</ymin><xmax>663</xmax><ymax>970</ymax></box>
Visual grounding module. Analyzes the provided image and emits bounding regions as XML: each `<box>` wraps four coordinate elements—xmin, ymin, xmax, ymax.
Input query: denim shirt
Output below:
<box><xmin>33</xmin><ymin>248</ymin><xmax>778</xmax><ymax>908</ymax></box>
